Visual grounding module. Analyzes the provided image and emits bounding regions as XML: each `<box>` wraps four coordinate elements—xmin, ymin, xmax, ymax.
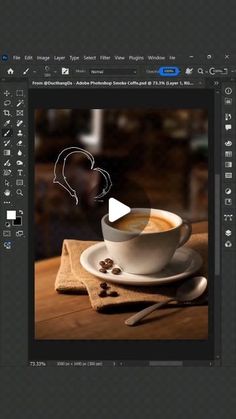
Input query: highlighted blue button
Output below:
<box><xmin>1</xmin><ymin>54</ymin><xmax>9</xmax><ymax>61</ymax></box>
<box><xmin>157</xmin><ymin>66</ymin><xmax>180</xmax><ymax>76</ymax></box>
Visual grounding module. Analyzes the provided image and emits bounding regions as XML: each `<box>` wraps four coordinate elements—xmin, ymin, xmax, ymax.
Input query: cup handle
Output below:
<box><xmin>178</xmin><ymin>220</ymin><xmax>192</xmax><ymax>248</ymax></box>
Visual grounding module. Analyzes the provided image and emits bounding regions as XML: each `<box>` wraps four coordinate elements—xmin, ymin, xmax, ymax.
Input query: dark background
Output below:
<box><xmin>1</xmin><ymin>0</ymin><xmax>235</xmax><ymax>54</ymax></box>
<box><xmin>1</xmin><ymin>1</ymin><xmax>236</xmax><ymax>419</ymax></box>
<box><xmin>35</xmin><ymin>107</ymin><xmax>208</xmax><ymax>260</ymax></box>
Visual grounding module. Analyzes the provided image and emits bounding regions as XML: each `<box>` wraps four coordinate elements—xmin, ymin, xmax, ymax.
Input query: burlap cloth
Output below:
<box><xmin>55</xmin><ymin>233</ymin><xmax>208</xmax><ymax>311</ymax></box>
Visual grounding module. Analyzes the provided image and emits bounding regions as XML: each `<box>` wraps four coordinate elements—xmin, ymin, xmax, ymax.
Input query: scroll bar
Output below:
<box><xmin>215</xmin><ymin>174</ymin><xmax>220</xmax><ymax>275</ymax></box>
<box><xmin>149</xmin><ymin>361</ymin><xmax>183</xmax><ymax>366</ymax></box>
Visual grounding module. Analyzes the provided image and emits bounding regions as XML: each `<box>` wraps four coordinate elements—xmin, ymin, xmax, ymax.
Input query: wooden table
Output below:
<box><xmin>35</xmin><ymin>222</ymin><xmax>208</xmax><ymax>340</ymax></box>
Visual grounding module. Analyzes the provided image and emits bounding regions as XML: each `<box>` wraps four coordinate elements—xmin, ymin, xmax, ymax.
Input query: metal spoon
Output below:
<box><xmin>125</xmin><ymin>276</ymin><xmax>207</xmax><ymax>326</ymax></box>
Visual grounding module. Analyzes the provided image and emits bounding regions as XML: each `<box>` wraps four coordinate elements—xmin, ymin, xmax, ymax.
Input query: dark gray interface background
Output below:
<box><xmin>0</xmin><ymin>1</ymin><xmax>236</xmax><ymax>418</ymax></box>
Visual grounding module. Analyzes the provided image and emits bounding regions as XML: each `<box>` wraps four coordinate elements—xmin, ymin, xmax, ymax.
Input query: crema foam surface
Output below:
<box><xmin>113</xmin><ymin>214</ymin><xmax>174</xmax><ymax>233</ymax></box>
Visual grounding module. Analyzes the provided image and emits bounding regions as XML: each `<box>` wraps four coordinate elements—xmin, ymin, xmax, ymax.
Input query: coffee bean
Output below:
<box><xmin>104</xmin><ymin>262</ymin><xmax>113</xmax><ymax>270</ymax></box>
<box><xmin>100</xmin><ymin>281</ymin><xmax>108</xmax><ymax>289</ymax></box>
<box><xmin>99</xmin><ymin>290</ymin><xmax>107</xmax><ymax>298</ymax></box>
<box><xmin>99</xmin><ymin>261</ymin><xmax>106</xmax><ymax>267</ymax></box>
<box><xmin>99</xmin><ymin>268</ymin><xmax>107</xmax><ymax>274</ymax></box>
<box><xmin>112</xmin><ymin>268</ymin><xmax>121</xmax><ymax>275</ymax></box>
<box><xmin>105</xmin><ymin>258</ymin><xmax>113</xmax><ymax>265</ymax></box>
<box><xmin>108</xmin><ymin>291</ymin><xmax>119</xmax><ymax>297</ymax></box>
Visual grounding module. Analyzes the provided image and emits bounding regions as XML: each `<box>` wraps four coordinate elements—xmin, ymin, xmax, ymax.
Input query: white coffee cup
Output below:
<box><xmin>101</xmin><ymin>208</ymin><xmax>192</xmax><ymax>275</ymax></box>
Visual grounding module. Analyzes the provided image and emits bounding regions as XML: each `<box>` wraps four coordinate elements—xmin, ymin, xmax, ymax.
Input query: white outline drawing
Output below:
<box><xmin>53</xmin><ymin>147</ymin><xmax>112</xmax><ymax>205</ymax></box>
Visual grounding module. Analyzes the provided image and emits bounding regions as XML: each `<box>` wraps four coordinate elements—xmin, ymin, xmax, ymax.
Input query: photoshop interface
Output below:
<box><xmin>0</xmin><ymin>53</ymin><xmax>235</xmax><ymax>367</ymax></box>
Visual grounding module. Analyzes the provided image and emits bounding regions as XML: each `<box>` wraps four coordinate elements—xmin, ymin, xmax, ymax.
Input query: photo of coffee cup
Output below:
<box><xmin>101</xmin><ymin>208</ymin><xmax>192</xmax><ymax>275</ymax></box>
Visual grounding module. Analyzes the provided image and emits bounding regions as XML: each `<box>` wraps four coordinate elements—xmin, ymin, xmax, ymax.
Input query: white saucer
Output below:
<box><xmin>80</xmin><ymin>242</ymin><xmax>203</xmax><ymax>286</ymax></box>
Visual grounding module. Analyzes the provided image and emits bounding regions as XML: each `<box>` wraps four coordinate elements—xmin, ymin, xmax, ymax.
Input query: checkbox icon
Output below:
<box><xmin>61</xmin><ymin>67</ymin><xmax>69</xmax><ymax>75</ymax></box>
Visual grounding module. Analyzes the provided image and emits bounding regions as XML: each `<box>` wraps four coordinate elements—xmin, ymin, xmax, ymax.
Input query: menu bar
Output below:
<box><xmin>1</xmin><ymin>53</ymin><xmax>236</xmax><ymax>64</ymax></box>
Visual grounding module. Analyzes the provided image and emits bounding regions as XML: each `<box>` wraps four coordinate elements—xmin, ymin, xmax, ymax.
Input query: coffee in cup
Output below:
<box><xmin>113</xmin><ymin>213</ymin><xmax>175</xmax><ymax>234</ymax></box>
<box><xmin>101</xmin><ymin>208</ymin><xmax>192</xmax><ymax>275</ymax></box>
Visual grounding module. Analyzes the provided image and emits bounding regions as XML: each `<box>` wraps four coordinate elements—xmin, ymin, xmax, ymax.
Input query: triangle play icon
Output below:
<box><xmin>108</xmin><ymin>198</ymin><xmax>131</xmax><ymax>222</ymax></box>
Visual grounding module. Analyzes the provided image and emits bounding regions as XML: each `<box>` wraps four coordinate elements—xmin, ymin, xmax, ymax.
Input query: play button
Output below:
<box><xmin>85</xmin><ymin>177</ymin><xmax>151</xmax><ymax>240</ymax></box>
<box><xmin>108</xmin><ymin>198</ymin><xmax>131</xmax><ymax>222</ymax></box>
